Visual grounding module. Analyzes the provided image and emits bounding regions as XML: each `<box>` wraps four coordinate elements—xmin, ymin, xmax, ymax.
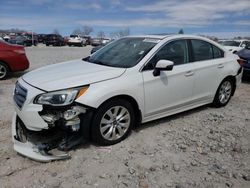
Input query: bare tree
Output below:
<box><xmin>53</xmin><ymin>29</ymin><xmax>60</xmax><ymax>35</ymax></box>
<box><xmin>83</xmin><ymin>26</ymin><xmax>93</xmax><ymax>35</ymax></box>
<box><xmin>71</xmin><ymin>26</ymin><xmax>93</xmax><ymax>36</ymax></box>
<box><xmin>97</xmin><ymin>31</ymin><xmax>105</xmax><ymax>39</ymax></box>
<box><xmin>110</xmin><ymin>27</ymin><xmax>130</xmax><ymax>39</ymax></box>
<box><xmin>72</xmin><ymin>28</ymin><xmax>82</xmax><ymax>35</ymax></box>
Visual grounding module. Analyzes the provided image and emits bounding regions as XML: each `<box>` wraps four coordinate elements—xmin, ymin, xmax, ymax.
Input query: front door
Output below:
<box><xmin>142</xmin><ymin>39</ymin><xmax>194</xmax><ymax>118</ymax></box>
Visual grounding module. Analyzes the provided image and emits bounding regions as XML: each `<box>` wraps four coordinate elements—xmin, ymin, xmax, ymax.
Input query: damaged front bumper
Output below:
<box><xmin>12</xmin><ymin>113</ymin><xmax>73</xmax><ymax>162</ymax></box>
<box><xmin>12</xmin><ymin>80</ymin><xmax>94</xmax><ymax>162</ymax></box>
<box><xmin>12</xmin><ymin>114</ymin><xmax>71</xmax><ymax>162</ymax></box>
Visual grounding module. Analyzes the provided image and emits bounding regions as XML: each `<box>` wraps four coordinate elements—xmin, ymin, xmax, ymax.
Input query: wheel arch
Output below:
<box><xmin>0</xmin><ymin>60</ymin><xmax>11</xmax><ymax>72</ymax></box>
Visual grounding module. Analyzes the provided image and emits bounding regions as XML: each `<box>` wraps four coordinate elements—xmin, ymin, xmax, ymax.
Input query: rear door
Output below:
<box><xmin>190</xmin><ymin>39</ymin><xmax>225</xmax><ymax>102</ymax></box>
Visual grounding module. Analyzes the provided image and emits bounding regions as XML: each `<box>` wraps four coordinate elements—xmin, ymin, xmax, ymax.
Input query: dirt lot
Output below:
<box><xmin>0</xmin><ymin>46</ymin><xmax>249</xmax><ymax>188</ymax></box>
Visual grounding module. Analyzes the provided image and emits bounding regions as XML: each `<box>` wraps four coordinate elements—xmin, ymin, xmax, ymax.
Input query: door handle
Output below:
<box><xmin>185</xmin><ymin>71</ymin><xmax>194</xmax><ymax>77</ymax></box>
<box><xmin>218</xmin><ymin>64</ymin><xmax>224</xmax><ymax>68</ymax></box>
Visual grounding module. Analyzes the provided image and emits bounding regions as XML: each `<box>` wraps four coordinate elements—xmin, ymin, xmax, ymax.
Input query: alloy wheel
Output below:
<box><xmin>100</xmin><ymin>106</ymin><xmax>131</xmax><ymax>141</ymax></box>
<box><xmin>0</xmin><ymin>64</ymin><xmax>7</xmax><ymax>79</ymax></box>
<box><xmin>219</xmin><ymin>81</ymin><xmax>232</xmax><ymax>104</ymax></box>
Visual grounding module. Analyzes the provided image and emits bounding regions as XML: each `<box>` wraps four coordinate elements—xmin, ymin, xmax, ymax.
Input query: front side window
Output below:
<box><xmin>145</xmin><ymin>39</ymin><xmax>189</xmax><ymax>70</ymax></box>
<box><xmin>191</xmin><ymin>40</ymin><xmax>213</xmax><ymax>61</ymax></box>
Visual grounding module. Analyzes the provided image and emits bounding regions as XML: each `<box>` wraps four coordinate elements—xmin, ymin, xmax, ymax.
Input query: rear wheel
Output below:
<box><xmin>0</xmin><ymin>62</ymin><xmax>9</xmax><ymax>80</ymax></box>
<box><xmin>213</xmin><ymin>78</ymin><xmax>233</xmax><ymax>107</ymax></box>
<box><xmin>91</xmin><ymin>99</ymin><xmax>135</xmax><ymax>145</ymax></box>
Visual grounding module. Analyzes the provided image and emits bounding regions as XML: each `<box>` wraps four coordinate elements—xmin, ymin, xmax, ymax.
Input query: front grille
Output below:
<box><xmin>14</xmin><ymin>82</ymin><xmax>27</xmax><ymax>108</ymax></box>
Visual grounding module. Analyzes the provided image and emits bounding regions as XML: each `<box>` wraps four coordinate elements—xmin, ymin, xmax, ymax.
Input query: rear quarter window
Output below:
<box><xmin>212</xmin><ymin>45</ymin><xmax>224</xmax><ymax>58</ymax></box>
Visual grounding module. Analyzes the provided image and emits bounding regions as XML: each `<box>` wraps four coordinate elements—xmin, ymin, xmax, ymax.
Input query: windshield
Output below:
<box><xmin>86</xmin><ymin>37</ymin><xmax>157</xmax><ymax>68</ymax></box>
<box><xmin>219</xmin><ymin>41</ymin><xmax>240</xmax><ymax>47</ymax></box>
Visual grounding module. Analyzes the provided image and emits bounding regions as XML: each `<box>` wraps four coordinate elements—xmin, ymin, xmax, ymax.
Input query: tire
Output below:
<box><xmin>0</xmin><ymin>62</ymin><xmax>9</xmax><ymax>80</ymax></box>
<box><xmin>213</xmin><ymin>78</ymin><xmax>233</xmax><ymax>107</ymax></box>
<box><xmin>91</xmin><ymin>99</ymin><xmax>135</xmax><ymax>145</ymax></box>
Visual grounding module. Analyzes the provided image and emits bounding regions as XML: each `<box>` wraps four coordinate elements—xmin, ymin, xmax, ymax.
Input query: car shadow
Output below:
<box><xmin>134</xmin><ymin>104</ymin><xmax>210</xmax><ymax>132</ymax></box>
<box><xmin>242</xmin><ymin>77</ymin><xmax>250</xmax><ymax>84</ymax></box>
<box><xmin>10</xmin><ymin>71</ymin><xmax>29</xmax><ymax>79</ymax></box>
<box><xmin>77</xmin><ymin>104</ymin><xmax>210</xmax><ymax>150</ymax></box>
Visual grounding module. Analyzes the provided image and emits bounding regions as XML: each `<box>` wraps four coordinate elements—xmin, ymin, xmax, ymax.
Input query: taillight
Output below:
<box><xmin>237</xmin><ymin>59</ymin><xmax>246</xmax><ymax>66</ymax></box>
<box><xmin>13</xmin><ymin>49</ymin><xmax>25</xmax><ymax>55</ymax></box>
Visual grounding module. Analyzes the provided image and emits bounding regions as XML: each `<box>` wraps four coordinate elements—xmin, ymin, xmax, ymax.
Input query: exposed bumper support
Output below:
<box><xmin>13</xmin><ymin>138</ymin><xmax>70</xmax><ymax>162</ymax></box>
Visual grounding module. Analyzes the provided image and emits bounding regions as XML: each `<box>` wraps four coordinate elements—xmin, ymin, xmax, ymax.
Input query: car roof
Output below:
<box><xmin>126</xmin><ymin>34</ymin><xmax>216</xmax><ymax>41</ymax></box>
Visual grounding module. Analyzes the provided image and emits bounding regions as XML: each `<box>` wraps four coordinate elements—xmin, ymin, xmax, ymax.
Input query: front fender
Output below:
<box><xmin>75</xmin><ymin>72</ymin><xmax>145</xmax><ymax>115</ymax></box>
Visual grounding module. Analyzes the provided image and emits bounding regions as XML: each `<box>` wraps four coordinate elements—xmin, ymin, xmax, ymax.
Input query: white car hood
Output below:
<box><xmin>22</xmin><ymin>59</ymin><xmax>126</xmax><ymax>91</ymax></box>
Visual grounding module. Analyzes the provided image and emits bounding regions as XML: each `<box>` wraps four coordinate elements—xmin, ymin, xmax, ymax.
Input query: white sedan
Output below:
<box><xmin>12</xmin><ymin>35</ymin><xmax>242</xmax><ymax>162</ymax></box>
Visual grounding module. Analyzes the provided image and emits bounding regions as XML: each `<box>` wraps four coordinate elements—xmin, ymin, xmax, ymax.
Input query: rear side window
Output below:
<box><xmin>191</xmin><ymin>40</ymin><xmax>213</xmax><ymax>61</ymax></box>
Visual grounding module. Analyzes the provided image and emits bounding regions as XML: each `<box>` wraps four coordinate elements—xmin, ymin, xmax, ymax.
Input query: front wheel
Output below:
<box><xmin>213</xmin><ymin>78</ymin><xmax>233</xmax><ymax>107</ymax></box>
<box><xmin>91</xmin><ymin>99</ymin><xmax>135</xmax><ymax>145</ymax></box>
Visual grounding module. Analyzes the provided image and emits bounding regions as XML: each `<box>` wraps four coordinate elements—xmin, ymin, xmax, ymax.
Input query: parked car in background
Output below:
<box><xmin>67</xmin><ymin>35</ymin><xmax>86</xmax><ymax>46</ymax></box>
<box><xmin>23</xmin><ymin>34</ymin><xmax>38</xmax><ymax>46</ymax></box>
<box><xmin>101</xmin><ymin>38</ymin><xmax>111</xmax><ymax>45</ymax></box>
<box><xmin>3</xmin><ymin>35</ymin><xmax>10</xmax><ymax>42</ymax></box>
<box><xmin>219</xmin><ymin>39</ymin><xmax>250</xmax><ymax>53</ymax></box>
<box><xmin>9</xmin><ymin>36</ymin><xmax>33</xmax><ymax>46</ymax></box>
<box><xmin>38</xmin><ymin>34</ymin><xmax>47</xmax><ymax>43</ymax></box>
<box><xmin>83</xmin><ymin>36</ymin><xmax>91</xmax><ymax>45</ymax></box>
<box><xmin>91</xmin><ymin>38</ymin><xmax>102</xmax><ymax>46</ymax></box>
<box><xmin>12</xmin><ymin>35</ymin><xmax>242</xmax><ymax>162</ymax></box>
<box><xmin>45</xmin><ymin>34</ymin><xmax>65</xmax><ymax>46</ymax></box>
<box><xmin>0</xmin><ymin>40</ymin><xmax>29</xmax><ymax>79</ymax></box>
<box><xmin>236</xmin><ymin>44</ymin><xmax>250</xmax><ymax>77</ymax></box>
<box><xmin>90</xmin><ymin>39</ymin><xmax>113</xmax><ymax>54</ymax></box>
<box><xmin>91</xmin><ymin>44</ymin><xmax>106</xmax><ymax>54</ymax></box>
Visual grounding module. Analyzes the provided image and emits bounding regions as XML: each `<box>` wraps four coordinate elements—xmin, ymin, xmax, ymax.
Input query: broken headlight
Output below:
<box><xmin>34</xmin><ymin>87</ymin><xmax>88</xmax><ymax>106</ymax></box>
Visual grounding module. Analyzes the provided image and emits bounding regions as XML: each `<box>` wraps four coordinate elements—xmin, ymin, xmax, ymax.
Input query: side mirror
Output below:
<box><xmin>153</xmin><ymin>60</ymin><xmax>174</xmax><ymax>76</ymax></box>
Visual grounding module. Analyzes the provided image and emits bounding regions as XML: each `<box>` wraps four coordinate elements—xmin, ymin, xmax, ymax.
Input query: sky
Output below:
<box><xmin>0</xmin><ymin>0</ymin><xmax>250</xmax><ymax>38</ymax></box>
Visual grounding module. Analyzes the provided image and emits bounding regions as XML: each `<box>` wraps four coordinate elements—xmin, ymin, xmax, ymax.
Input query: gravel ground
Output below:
<box><xmin>0</xmin><ymin>46</ymin><xmax>250</xmax><ymax>188</ymax></box>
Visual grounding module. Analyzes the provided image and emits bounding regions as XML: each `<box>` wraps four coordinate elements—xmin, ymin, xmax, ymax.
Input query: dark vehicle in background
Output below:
<box><xmin>45</xmin><ymin>34</ymin><xmax>65</xmax><ymax>46</ymax></box>
<box><xmin>23</xmin><ymin>34</ymin><xmax>38</xmax><ymax>45</ymax></box>
<box><xmin>0</xmin><ymin>40</ymin><xmax>29</xmax><ymax>79</ymax></box>
<box><xmin>38</xmin><ymin>34</ymin><xmax>47</xmax><ymax>43</ymax></box>
<box><xmin>91</xmin><ymin>38</ymin><xmax>102</xmax><ymax>46</ymax></box>
<box><xmin>83</xmin><ymin>36</ymin><xmax>91</xmax><ymax>45</ymax></box>
<box><xmin>90</xmin><ymin>44</ymin><xmax>105</xmax><ymax>54</ymax></box>
<box><xmin>90</xmin><ymin>39</ymin><xmax>113</xmax><ymax>54</ymax></box>
<box><xmin>237</xmin><ymin>44</ymin><xmax>250</xmax><ymax>77</ymax></box>
<box><xmin>8</xmin><ymin>36</ymin><xmax>33</xmax><ymax>46</ymax></box>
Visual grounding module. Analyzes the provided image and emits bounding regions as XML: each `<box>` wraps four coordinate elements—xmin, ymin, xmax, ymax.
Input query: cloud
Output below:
<box><xmin>125</xmin><ymin>0</ymin><xmax>250</xmax><ymax>26</ymax></box>
<box><xmin>197</xmin><ymin>31</ymin><xmax>250</xmax><ymax>38</ymax></box>
<box><xmin>64</xmin><ymin>2</ymin><xmax>101</xmax><ymax>11</ymax></box>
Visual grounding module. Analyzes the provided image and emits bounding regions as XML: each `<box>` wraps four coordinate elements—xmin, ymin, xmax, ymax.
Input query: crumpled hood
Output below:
<box><xmin>22</xmin><ymin>59</ymin><xmax>126</xmax><ymax>91</ymax></box>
